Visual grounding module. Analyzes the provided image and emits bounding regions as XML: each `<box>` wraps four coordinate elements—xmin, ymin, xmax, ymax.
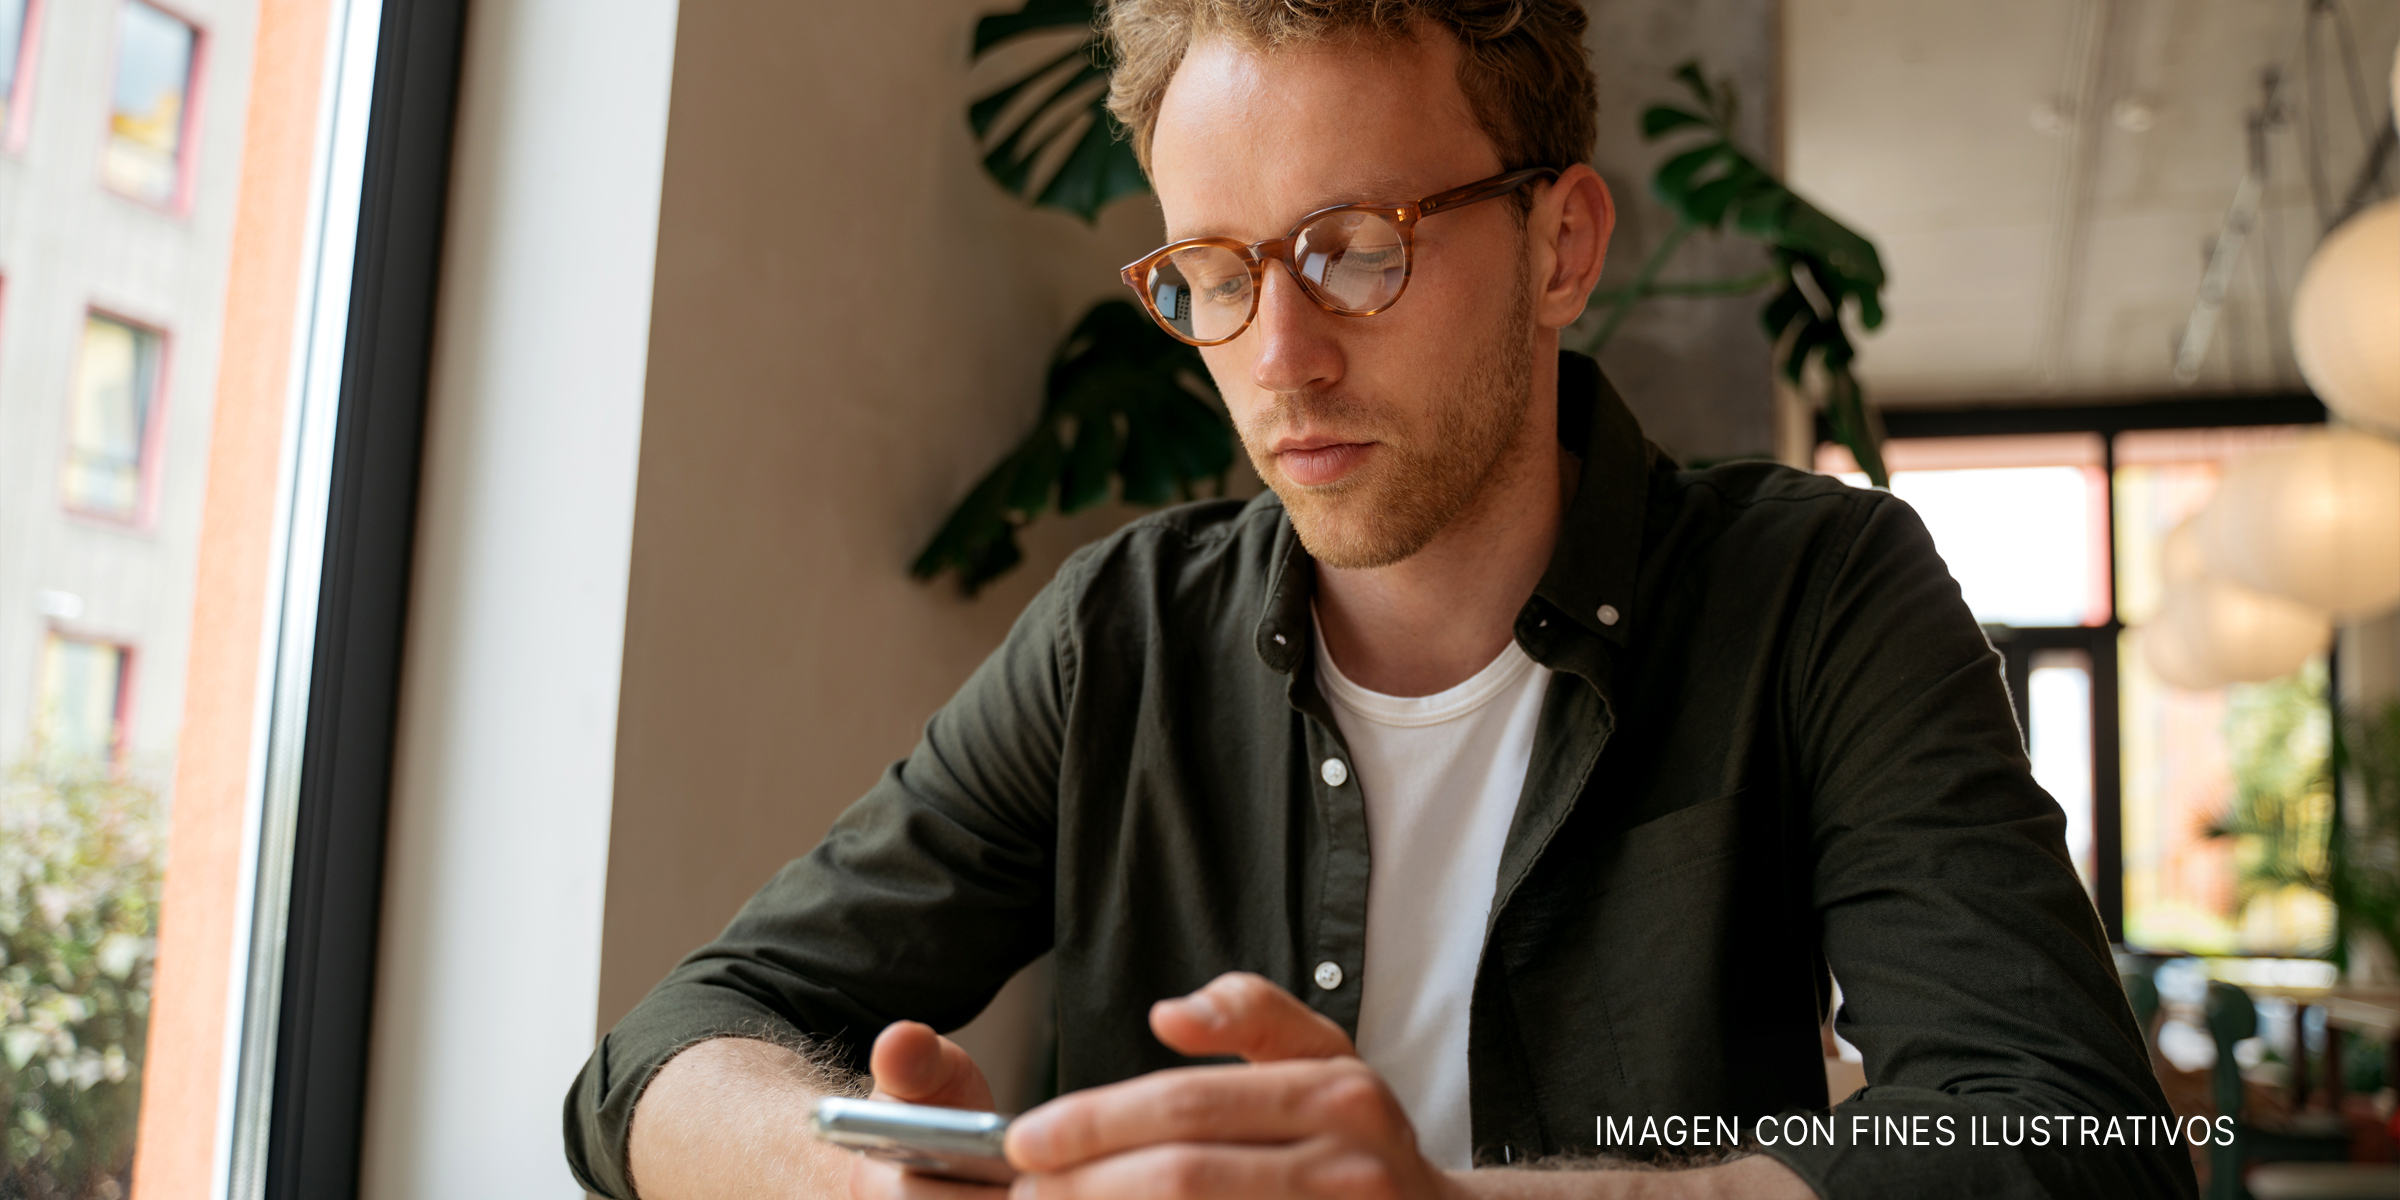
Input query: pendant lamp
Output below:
<box><xmin>2290</xmin><ymin>199</ymin><xmax>2400</xmax><ymax>433</ymax></box>
<box><xmin>2199</xmin><ymin>428</ymin><xmax>2400</xmax><ymax>617</ymax></box>
<box><xmin>2143</xmin><ymin>576</ymin><xmax>2333</xmax><ymax>688</ymax></box>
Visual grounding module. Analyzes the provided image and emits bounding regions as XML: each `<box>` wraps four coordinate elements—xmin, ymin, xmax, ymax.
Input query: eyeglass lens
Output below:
<box><xmin>1143</xmin><ymin>210</ymin><xmax>1410</xmax><ymax>343</ymax></box>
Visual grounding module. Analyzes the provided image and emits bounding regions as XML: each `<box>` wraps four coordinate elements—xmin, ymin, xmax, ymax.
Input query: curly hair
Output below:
<box><xmin>1101</xmin><ymin>0</ymin><xmax>1598</xmax><ymax>177</ymax></box>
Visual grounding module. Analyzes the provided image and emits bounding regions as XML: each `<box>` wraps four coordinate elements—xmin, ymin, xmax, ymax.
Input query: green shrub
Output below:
<box><xmin>1</xmin><ymin>750</ymin><xmax>164</xmax><ymax>1200</ymax></box>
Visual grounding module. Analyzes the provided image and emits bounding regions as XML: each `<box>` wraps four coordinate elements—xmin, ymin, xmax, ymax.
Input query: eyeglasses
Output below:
<box><xmin>1119</xmin><ymin>167</ymin><xmax>1560</xmax><ymax>347</ymax></box>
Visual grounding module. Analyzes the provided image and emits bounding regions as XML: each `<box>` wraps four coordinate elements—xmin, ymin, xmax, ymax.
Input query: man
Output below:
<box><xmin>567</xmin><ymin>1</ymin><xmax>2191</xmax><ymax>1197</ymax></box>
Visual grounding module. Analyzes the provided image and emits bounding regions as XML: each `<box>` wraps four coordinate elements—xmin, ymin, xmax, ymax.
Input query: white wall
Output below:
<box><xmin>356</xmin><ymin>0</ymin><xmax>678</xmax><ymax>1191</ymax></box>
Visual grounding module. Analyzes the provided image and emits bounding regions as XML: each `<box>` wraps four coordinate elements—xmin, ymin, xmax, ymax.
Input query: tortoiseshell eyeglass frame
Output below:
<box><xmin>1118</xmin><ymin>166</ymin><xmax>1561</xmax><ymax>347</ymax></box>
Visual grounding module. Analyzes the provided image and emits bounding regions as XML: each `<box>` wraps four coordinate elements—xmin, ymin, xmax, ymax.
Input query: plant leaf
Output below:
<box><xmin>1005</xmin><ymin>427</ymin><xmax>1065</xmax><ymax>515</ymax></box>
<box><xmin>977</xmin><ymin>59</ymin><xmax>1111</xmax><ymax>196</ymax></box>
<box><xmin>970</xmin><ymin>0</ymin><xmax>1148</xmax><ymax>222</ymax></box>
<box><xmin>1060</xmin><ymin>411</ymin><xmax>1120</xmax><ymax>511</ymax></box>
<box><xmin>1651</xmin><ymin>143</ymin><xmax>1731</xmax><ymax>208</ymax></box>
<box><xmin>1035</xmin><ymin>110</ymin><xmax>1150</xmax><ymax>222</ymax></box>
<box><xmin>909</xmin><ymin>454</ymin><xmax>1023</xmax><ymax>591</ymax></box>
<box><xmin>1672</xmin><ymin>61</ymin><xmax>1714</xmax><ymax>111</ymax></box>
<box><xmin>1117</xmin><ymin>412</ymin><xmax>1175</xmax><ymax>505</ymax></box>
<box><xmin>916</xmin><ymin>301</ymin><xmax>1231</xmax><ymax>593</ymax></box>
<box><xmin>1640</xmin><ymin>105</ymin><xmax>1711</xmax><ymax>139</ymax></box>
<box><xmin>967</xmin><ymin>43</ymin><xmax>1089</xmax><ymax>138</ymax></box>
<box><xmin>1681</xmin><ymin>165</ymin><xmax>1768</xmax><ymax>227</ymax></box>
<box><xmin>971</xmin><ymin>0</ymin><xmax>1095</xmax><ymax>55</ymax></box>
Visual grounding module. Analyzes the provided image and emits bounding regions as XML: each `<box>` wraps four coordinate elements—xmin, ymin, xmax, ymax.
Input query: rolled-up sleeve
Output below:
<box><xmin>1758</xmin><ymin>494</ymin><xmax>2194</xmax><ymax>1198</ymax></box>
<box><xmin>562</xmin><ymin>552</ymin><xmax>1083</xmax><ymax>1198</ymax></box>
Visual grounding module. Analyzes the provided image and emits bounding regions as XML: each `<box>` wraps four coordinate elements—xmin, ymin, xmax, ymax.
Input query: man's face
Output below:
<box><xmin>1148</xmin><ymin>31</ymin><xmax>1543</xmax><ymax>569</ymax></box>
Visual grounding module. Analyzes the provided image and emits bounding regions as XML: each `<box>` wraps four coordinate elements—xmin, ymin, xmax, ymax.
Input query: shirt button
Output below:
<box><xmin>1314</xmin><ymin>961</ymin><xmax>1344</xmax><ymax>990</ymax></box>
<box><xmin>1320</xmin><ymin>758</ymin><xmax>1349</xmax><ymax>787</ymax></box>
<box><xmin>1597</xmin><ymin>604</ymin><xmax>1620</xmax><ymax>626</ymax></box>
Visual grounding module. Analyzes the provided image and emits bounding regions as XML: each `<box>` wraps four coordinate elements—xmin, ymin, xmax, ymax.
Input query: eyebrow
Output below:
<box><xmin>1163</xmin><ymin>171</ymin><xmax>1425</xmax><ymax>243</ymax></box>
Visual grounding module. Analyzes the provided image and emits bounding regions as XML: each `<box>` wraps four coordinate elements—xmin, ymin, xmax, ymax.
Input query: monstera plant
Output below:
<box><xmin>964</xmin><ymin>0</ymin><xmax>1151</xmax><ymax>221</ymax></box>
<box><xmin>912</xmin><ymin>0</ymin><xmax>1233</xmax><ymax>594</ymax></box>
<box><xmin>915</xmin><ymin>5</ymin><xmax>1890</xmax><ymax>593</ymax></box>
<box><xmin>1574</xmin><ymin>64</ymin><xmax>1891</xmax><ymax>487</ymax></box>
<box><xmin>909</xmin><ymin>301</ymin><xmax>1235</xmax><ymax>589</ymax></box>
<box><xmin>1573</xmin><ymin>64</ymin><xmax>1890</xmax><ymax>486</ymax></box>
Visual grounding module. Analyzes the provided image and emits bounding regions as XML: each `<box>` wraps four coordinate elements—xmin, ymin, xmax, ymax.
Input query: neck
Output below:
<box><xmin>1314</xmin><ymin>343</ymin><xmax>1570</xmax><ymax>697</ymax></box>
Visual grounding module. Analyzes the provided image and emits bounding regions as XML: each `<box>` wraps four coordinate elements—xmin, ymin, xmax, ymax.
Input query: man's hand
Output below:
<box><xmin>1003</xmin><ymin>972</ymin><xmax>1460</xmax><ymax>1200</ymax></box>
<box><xmin>626</xmin><ymin>1022</ymin><xmax>1003</xmax><ymax>1200</ymax></box>
<box><xmin>1003</xmin><ymin>972</ymin><xmax>1818</xmax><ymax>1200</ymax></box>
<box><xmin>849</xmin><ymin>1020</ymin><xmax>1005</xmax><ymax>1200</ymax></box>
<box><xmin>864</xmin><ymin>1018</ymin><xmax>1000</xmax><ymax>1111</ymax></box>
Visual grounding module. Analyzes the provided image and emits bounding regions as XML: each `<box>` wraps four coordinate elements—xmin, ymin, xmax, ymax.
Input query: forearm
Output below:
<box><xmin>1448</xmin><ymin>1155</ymin><xmax>1814</xmax><ymax>1200</ymax></box>
<box><xmin>627</xmin><ymin>1036</ymin><xmax>868</xmax><ymax>1200</ymax></box>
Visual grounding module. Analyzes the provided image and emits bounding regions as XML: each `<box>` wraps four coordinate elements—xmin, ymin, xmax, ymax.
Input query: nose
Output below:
<box><xmin>1248</xmin><ymin>263</ymin><xmax>1344</xmax><ymax>398</ymax></box>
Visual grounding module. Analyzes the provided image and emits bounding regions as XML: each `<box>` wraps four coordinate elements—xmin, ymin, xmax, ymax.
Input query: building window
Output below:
<box><xmin>0</xmin><ymin>0</ymin><xmax>37</xmax><ymax>150</ymax></box>
<box><xmin>64</xmin><ymin>312</ymin><xmax>167</xmax><ymax>522</ymax></box>
<box><xmin>37</xmin><ymin>633</ymin><xmax>131</xmax><ymax>765</ymax></box>
<box><xmin>103</xmin><ymin>0</ymin><xmax>198</xmax><ymax>207</ymax></box>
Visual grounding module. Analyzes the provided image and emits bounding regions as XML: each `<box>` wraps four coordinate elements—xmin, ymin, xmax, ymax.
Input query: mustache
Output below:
<box><xmin>1238</xmin><ymin>387</ymin><xmax>1388</xmax><ymax>441</ymax></box>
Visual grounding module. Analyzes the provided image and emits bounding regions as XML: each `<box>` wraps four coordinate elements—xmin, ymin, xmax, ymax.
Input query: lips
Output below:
<box><xmin>1276</xmin><ymin>441</ymin><xmax>1373</xmax><ymax>487</ymax></box>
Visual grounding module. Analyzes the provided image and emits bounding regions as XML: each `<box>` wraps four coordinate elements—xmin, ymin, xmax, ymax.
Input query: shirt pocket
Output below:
<box><xmin>1586</xmin><ymin>786</ymin><xmax>1748</xmax><ymax>896</ymax></box>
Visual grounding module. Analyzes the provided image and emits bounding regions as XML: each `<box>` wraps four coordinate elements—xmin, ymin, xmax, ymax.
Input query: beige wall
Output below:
<box><xmin>597</xmin><ymin>0</ymin><xmax>1782</xmax><ymax>1104</ymax></box>
<box><xmin>595</xmin><ymin>0</ymin><xmax>1185</xmax><ymax>1099</ymax></box>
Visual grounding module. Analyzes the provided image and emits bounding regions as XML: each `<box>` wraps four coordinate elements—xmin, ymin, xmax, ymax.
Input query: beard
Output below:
<box><xmin>1237</xmin><ymin>264</ymin><xmax>1537</xmax><ymax>570</ymax></box>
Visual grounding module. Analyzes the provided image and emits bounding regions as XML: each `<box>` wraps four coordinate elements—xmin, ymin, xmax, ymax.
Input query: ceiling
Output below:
<box><xmin>1784</xmin><ymin>0</ymin><xmax>2400</xmax><ymax>406</ymax></box>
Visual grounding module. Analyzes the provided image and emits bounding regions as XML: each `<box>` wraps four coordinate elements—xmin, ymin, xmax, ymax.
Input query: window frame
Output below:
<box><xmin>217</xmin><ymin>0</ymin><xmax>470</xmax><ymax>1190</ymax></box>
<box><xmin>60</xmin><ymin>304</ymin><xmax>175</xmax><ymax>529</ymax></box>
<box><xmin>98</xmin><ymin>0</ymin><xmax>209</xmax><ymax>215</ymax></box>
<box><xmin>1817</xmin><ymin>389</ymin><xmax>2331</xmax><ymax>945</ymax></box>
<box><xmin>34</xmin><ymin>628</ymin><xmax>137</xmax><ymax>768</ymax></box>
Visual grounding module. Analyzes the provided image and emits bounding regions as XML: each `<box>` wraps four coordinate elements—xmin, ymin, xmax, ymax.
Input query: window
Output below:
<box><xmin>0</xmin><ymin>0</ymin><xmax>461</xmax><ymax>1185</ymax></box>
<box><xmin>35</xmin><ymin>633</ymin><xmax>131</xmax><ymax>765</ymax></box>
<box><xmin>63</xmin><ymin>312</ymin><xmax>166</xmax><ymax>522</ymax></box>
<box><xmin>2114</xmin><ymin>427</ymin><xmax>2327</xmax><ymax>955</ymax></box>
<box><xmin>1820</xmin><ymin>407</ymin><xmax>2330</xmax><ymax>955</ymax></box>
<box><xmin>0</xmin><ymin>0</ymin><xmax>35</xmax><ymax>149</ymax></box>
<box><xmin>103</xmin><ymin>0</ymin><xmax>198</xmax><ymax>207</ymax></box>
<box><xmin>1823</xmin><ymin>435</ymin><xmax>2115</xmax><ymax>888</ymax></box>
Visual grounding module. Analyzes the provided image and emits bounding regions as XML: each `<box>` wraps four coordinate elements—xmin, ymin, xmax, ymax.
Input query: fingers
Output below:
<box><xmin>1149</xmin><ymin>972</ymin><xmax>1355</xmax><ymax>1063</ymax></box>
<box><xmin>849</xmin><ymin>1155</ymin><xmax>1010</xmax><ymax>1200</ymax></box>
<box><xmin>871</xmin><ymin>1021</ymin><xmax>998</xmax><ymax>1112</ymax></box>
<box><xmin>1007</xmin><ymin>1058</ymin><xmax>1408</xmax><ymax>1174</ymax></box>
<box><xmin>1008</xmin><ymin>1137</ymin><xmax>1396</xmax><ymax>1200</ymax></box>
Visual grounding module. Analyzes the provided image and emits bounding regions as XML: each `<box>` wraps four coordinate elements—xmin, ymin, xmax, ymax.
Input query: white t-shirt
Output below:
<box><xmin>1313</xmin><ymin>619</ymin><xmax>1552</xmax><ymax>1171</ymax></box>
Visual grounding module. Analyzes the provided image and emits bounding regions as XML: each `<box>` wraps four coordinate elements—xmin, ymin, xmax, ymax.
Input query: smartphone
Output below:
<box><xmin>810</xmin><ymin>1096</ymin><xmax>1017</xmax><ymax>1184</ymax></box>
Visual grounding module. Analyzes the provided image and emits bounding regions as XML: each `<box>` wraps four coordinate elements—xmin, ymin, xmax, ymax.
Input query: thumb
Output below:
<box><xmin>868</xmin><ymin>1020</ymin><xmax>997</xmax><ymax>1111</ymax></box>
<box><xmin>1150</xmin><ymin>971</ymin><xmax>1356</xmax><ymax>1062</ymax></box>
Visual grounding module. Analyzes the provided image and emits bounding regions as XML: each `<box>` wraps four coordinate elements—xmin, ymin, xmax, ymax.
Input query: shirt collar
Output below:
<box><xmin>1252</xmin><ymin>349</ymin><xmax>1653</xmax><ymax>672</ymax></box>
<box><xmin>1534</xmin><ymin>350</ymin><xmax>1650</xmax><ymax>648</ymax></box>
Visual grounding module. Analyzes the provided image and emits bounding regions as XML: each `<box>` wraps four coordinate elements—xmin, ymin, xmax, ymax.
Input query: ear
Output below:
<box><xmin>1529</xmin><ymin>165</ymin><xmax>1615</xmax><ymax>331</ymax></box>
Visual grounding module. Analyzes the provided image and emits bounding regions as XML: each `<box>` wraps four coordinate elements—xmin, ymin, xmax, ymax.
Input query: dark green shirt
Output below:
<box><xmin>565</xmin><ymin>353</ymin><xmax>2192</xmax><ymax>1200</ymax></box>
